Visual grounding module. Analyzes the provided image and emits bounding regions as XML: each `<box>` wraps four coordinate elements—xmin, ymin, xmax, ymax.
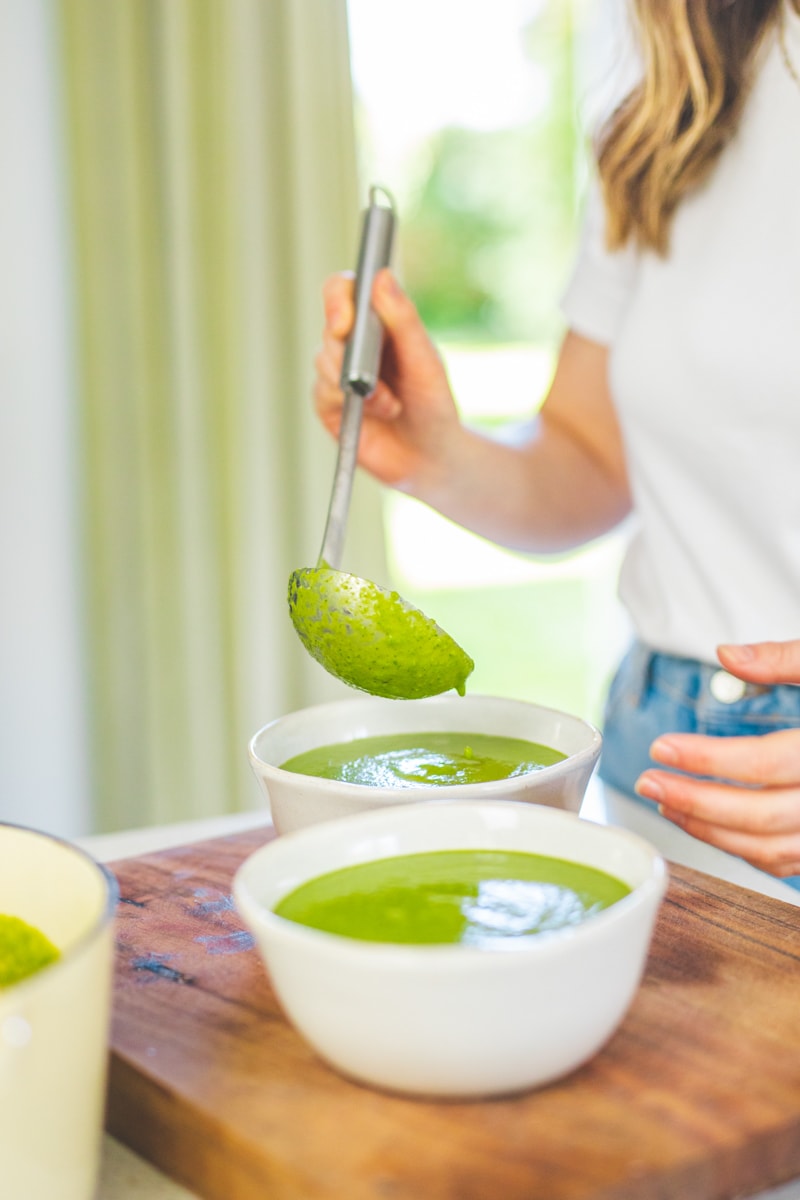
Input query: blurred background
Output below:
<box><xmin>1</xmin><ymin>0</ymin><xmax>631</xmax><ymax>838</ymax></box>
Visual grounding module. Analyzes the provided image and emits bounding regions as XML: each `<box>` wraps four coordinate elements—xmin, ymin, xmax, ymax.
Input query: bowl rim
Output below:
<box><xmin>248</xmin><ymin>693</ymin><xmax>603</xmax><ymax>795</ymax></box>
<box><xmin>233</xmin><ymin>800</ymin><xmax>668</xmax><ymax>968</ymax></box>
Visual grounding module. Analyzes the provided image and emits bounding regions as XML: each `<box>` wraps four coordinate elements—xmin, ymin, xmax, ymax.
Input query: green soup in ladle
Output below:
<box><xmin>288</xmin><ymin>187</ymin><xmax>474</xmax><ymax>700</ymax></box>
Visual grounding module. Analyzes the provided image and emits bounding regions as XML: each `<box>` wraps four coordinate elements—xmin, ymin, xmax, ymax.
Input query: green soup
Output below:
<box><xmin>274</xmin><ymin>850</ymin><xmax>631</xmax><ymax>946</ymax></box>
<box><xmin>0</xmin><ymin>914</ymin><xmax>60</xmax><ymax>988</ymax></box>
<box><xmin>280</xmin><ymin>732</ymin><xmax>566</xmax><ymax>788</ymax></box>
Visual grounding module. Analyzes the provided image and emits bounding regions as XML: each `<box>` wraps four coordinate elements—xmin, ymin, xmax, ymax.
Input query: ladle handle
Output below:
<box><xmin>341</xmin><ymin>184</ymin><xmax>397</xmax><ymax>398</ymax></box>
<box><xmin>319</xmin><ymin>186</ymin><xmax>396</xmax><ymax>570</ymax></box>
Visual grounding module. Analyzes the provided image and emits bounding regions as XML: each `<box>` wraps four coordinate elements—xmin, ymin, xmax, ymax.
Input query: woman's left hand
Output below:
<box><xmin>635</xmin><ymin>640</ymin><xmax>800</xmax><ymax>878</ymax></box>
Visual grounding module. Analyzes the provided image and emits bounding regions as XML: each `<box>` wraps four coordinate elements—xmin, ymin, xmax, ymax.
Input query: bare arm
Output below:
<box><xmin>415</xmin><ymin>329</ymin><xmax>632</xmax><ymax>552</ymax></box>
<box><xmin>314</xmin><ymin>270</ymin><xmax>632</xmax><ymax>555</ymax></box>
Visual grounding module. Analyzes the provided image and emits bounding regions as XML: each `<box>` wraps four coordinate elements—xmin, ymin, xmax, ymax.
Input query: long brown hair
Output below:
<box><xmin>597</xmin><ymin>0</ymin><xmax>790</xmax><ymax>253</ymax></box>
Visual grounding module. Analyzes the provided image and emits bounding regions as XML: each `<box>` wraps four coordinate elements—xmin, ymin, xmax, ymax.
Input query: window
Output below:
<box><xmin>347</xmin><ymin>0</ymin><xmax>630</xmax><ymax>722</ymax></box>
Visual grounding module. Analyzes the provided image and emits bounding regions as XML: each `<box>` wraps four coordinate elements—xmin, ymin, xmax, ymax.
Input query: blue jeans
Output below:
<box><xmin>599</xmin><ymin>641</ymin><xmax>800</xmax><ymax>893</ymax></box>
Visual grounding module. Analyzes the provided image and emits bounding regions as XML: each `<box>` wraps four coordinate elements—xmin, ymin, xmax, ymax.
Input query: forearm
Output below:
<box><xmin>316</xmin><ymin>278</ymin><xmax>629</xmax><ymax>552</ymax></box>
<box><xmin>407</xmin><ymin>414</ymin><xmax>633</xmax><ymax>554</ymax></box>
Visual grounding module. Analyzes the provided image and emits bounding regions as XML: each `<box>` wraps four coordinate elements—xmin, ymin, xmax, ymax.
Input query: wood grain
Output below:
<box><xmin>106</xmin><ymin>825</ymin><xmax>800</xmax><ymax>1200</ymax></box>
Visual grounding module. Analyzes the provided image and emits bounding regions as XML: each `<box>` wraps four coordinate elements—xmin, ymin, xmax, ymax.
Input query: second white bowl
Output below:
<box><xmin>234</xmin><ymin>800</ymin><xmax>666</xmax><ymax>1098</ymax></box>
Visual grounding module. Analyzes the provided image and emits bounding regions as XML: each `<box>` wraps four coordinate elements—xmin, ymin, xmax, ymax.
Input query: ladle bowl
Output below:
<box><xmin>288</xmin><ymin>566</ymin><xmax>474</xmax><ymax>699</ymax></box>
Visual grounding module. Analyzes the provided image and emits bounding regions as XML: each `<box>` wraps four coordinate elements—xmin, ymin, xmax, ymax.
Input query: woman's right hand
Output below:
<box><xmin>313</xmin><ymin>268</ymin><xmax>463</xmax><ymax>495</ymax></box>
<box><xmin>315</xmin><ymin>272</ymin><xmax>630</xmax><ymax>553</ymax></box>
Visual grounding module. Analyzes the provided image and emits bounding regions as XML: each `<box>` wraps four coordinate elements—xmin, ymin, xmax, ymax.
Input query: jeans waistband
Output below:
<box><xmin>625</xmin><ymin>641</ymin><xmax>772</xmax><ymax>707</ymax></box>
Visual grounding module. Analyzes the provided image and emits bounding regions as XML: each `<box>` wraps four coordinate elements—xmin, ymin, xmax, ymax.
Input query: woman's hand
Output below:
<box><xmin>314</xmin><ymin>274</ymin><xmax>632</xmax><ymax>552</ymax></box>
<box><xmin>313</xmin><ymin>269</ymin><xmax>464</xmax><ymax>494</ymax></box>
<box><xmin>635</xmin><ymin>641</ymin><xmax>800</xmax><ymax>878</ymax></box>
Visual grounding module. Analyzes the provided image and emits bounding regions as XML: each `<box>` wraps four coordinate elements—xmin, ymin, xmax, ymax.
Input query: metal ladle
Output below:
<box><xmin>288</xmin><ymin>186</ymin><xmax>474</xmax><ymax>700</ymax></box>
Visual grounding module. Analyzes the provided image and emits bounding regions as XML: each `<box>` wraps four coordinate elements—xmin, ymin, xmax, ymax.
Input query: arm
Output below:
<box><xmin>636</xmin><ymin>641</ymin><xmax>800</xmax><ymax>878</ymax></box>
<box><xmin>314</xmin><ymin>269</ymin><xmax>632</xmax><ymax>554</ymax></box>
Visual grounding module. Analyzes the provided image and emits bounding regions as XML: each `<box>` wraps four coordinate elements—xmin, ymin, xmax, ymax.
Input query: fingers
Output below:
<box><xmin>647</xmin><ymin>728</ymin><xmax>800</xmax><ymax>787</ymax></box>
<box><xmin>315</xmin><ymin>268</ymin><xmax>454</xmax><ymax>472</ymax></box>
<box><xmin>314</xmin><ymin>333</ymin><xmax>402</xmax><ymax>426</ymax></box>
<box><xmin>635</xmin><ymin>757</ymin><xmax>800</xmax><ymax>876</ymax></box>
<box><xmin>322</xmin><ymin>267</ymin><xmax>428</xmax><ymax>365</ymax></box>
<box><xmin>321</xmin><ymin>268</ymin><xmax>448</xmax><ymax>395</ymax></box>
<box><xmin>372</xmin><ymin>269</ymin><xmax>449</xmax><ymax>388</ymax></box>
<box><xmin>315</xmin><ymin>273</ymin><xmax>353</xmax><ymax>435</ymax></box>
<box><xmin>366</xmin><ymin>380</ymin><xmax>403</xmax><ymax>420</ymax></box>
<box><xmin>658</xmin><ymin>799</ymin><xmax>800</xmax><ymax>876</ymax></box>
<box><xmin>628</xmin><ymin>638</ymin><xmax>800</xmax><ymax>880</ymax></box>
<box><xmin>636</xmin><ymin>768</ymin><xmax>799</xmax><ymax>834</ymax></box>
<box><xmin>315</xmin><ymin>271</ymin><xmax>409</xmax><ymax>436</ymax></box>
<box><xmin>321</xmin><ymin>272</ymin><xmax>355</xmax><ymax>339</ymax></box>
<box><xmin>322</xmin><ymin>268</ymin><xmax>436</xmax><ymax>370</ymax></box>
<box><xmin>717</xmin><ymin>639</ymin><xmax>800</xmax><ymax>686</ymax></box>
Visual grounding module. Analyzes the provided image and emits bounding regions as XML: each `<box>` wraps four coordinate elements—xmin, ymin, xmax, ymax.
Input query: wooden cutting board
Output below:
<box><xmin>106</xmin><ymin>824</ymin><xmax>800</xmax><ymax>1200</ymax></box>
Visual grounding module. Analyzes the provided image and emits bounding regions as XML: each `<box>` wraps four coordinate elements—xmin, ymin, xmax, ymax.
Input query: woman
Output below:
<box><xmin>313</xmin><ymin>0</ymin><xmax>800</xmax><ymax>886</ymax></box>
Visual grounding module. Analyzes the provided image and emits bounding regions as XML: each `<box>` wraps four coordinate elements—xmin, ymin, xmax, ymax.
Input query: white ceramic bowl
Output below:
<box><xmin>0</xmin><ymin>823</ymin><xmax>117</xmax><ymax>1200</ymax></box>
<box><xmin>248</xmin><ymin>693</ymin><xmax>601</xmax><ymax>834</ymax></box>
<box><xmin>234</xmin><ymin>800</ymin><xmax>667</xmax><ymax>1098</ymax></box>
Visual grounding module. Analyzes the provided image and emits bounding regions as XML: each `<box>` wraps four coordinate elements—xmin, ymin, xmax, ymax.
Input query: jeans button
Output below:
<box><xmin>709</xmin><ymin>669</ymin><xmax>747</xmax><ymax>703</ymax></box>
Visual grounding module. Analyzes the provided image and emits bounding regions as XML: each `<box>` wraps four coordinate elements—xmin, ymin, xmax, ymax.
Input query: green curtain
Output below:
<box><xmin>58</xmin><ymin>0</ymin><xmax>388</xmax><ymax>832</ymax></box>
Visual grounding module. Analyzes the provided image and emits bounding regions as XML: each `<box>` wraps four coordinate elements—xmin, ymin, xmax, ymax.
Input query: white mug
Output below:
<box><xmin>0</xmin><ymin>823</ymin><xmax>117</xmax><ymax>1200</ymax></box>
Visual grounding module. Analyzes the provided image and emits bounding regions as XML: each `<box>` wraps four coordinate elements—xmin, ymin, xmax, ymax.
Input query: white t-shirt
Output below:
<box><xmin>561</xmin><ymin>8</ymin><xmax>800</xmax><ymax>666</ymax></box>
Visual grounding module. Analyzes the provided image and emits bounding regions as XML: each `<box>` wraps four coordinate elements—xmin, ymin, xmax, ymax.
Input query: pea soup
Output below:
<box><xmin>0</xmin><ymin>914</ymin><xmax>60</xmax><ymax>987</ymax></box>
<box><xmin>280</xmin><ymin>731</ymin><xmax>566</xmax><ymax>788</ymax></box>
<box><xmin>274</xmin><ymin>849</ymin><xmax>631</xmax><ymax>946</ymax></box>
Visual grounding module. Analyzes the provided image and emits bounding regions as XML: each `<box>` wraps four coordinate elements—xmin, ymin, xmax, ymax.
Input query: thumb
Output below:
<box><xmin>717</xmin><ymin>639</ymin><xmax>800</xmax><ymax>686</ymax></box>
<box><xmin>371</xmin><ymin>269</ymin><xmax>447</xmax><ymax>381</ymax></box>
